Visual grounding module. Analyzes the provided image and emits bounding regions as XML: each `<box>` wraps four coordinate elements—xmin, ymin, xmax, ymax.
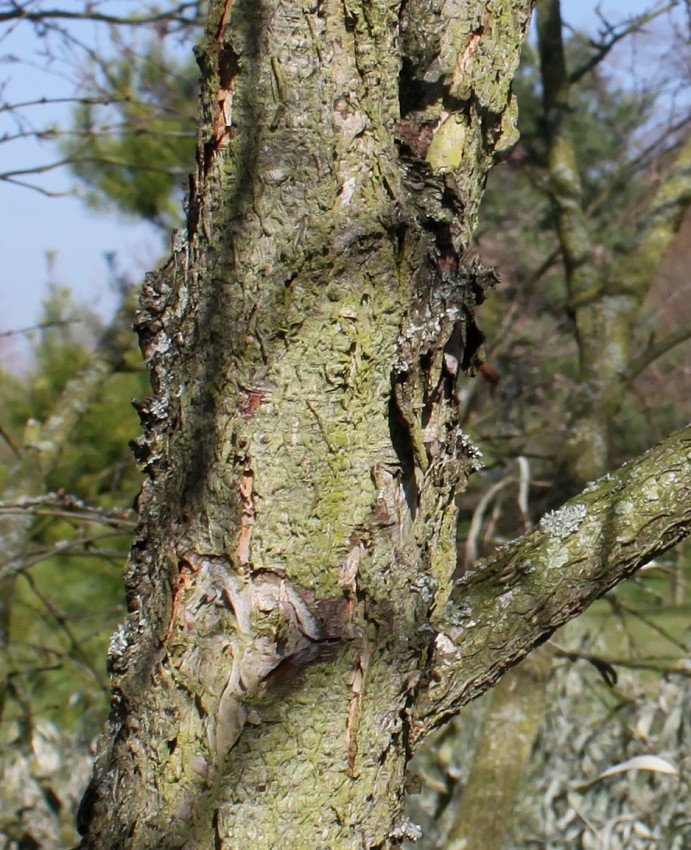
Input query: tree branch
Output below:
<box><xmin>568</xmin><ymin>1</ymin><xmax>678</xmax><ymax>84</ymax></box>
<box><xmin>607</xmin><ymin>134</ymin><xmax>691</xmax><ymax>299</ymax></box>
<box><xmin>0</xmin><ymin>2</ymin><xmax>202</xmax><ymax>26</ymax></box>
<box><xmin>0</xmin><ymin>155</ymin><xmax>188</xmax><ymax>181</ymax></box>
<box><xmin>0</xmin><ymin>95</ymin><xmax>128</xmax><ymax>112</ymax></box>
<box><xmin>0</xmin><ymin>492</ymin><xmax>136</xmax><ymax>529</ymax></box>
<box><xmin>0</xmin><ymin>318</ymin><xmax>81</xmax><ymax>338</ymax></box>
<box><xmin>537</xmin><ymin>0</ymin><xmax>597</xmax><ymax>307</ymax></box>
<box><xmin>585</xmin><ymin>117</ymin><xmax>691</xmax><ymax>222</ymax></box>
<box><xmin>624</xmin><ymin>320</ymin><xmax>691</xmax><ymax>384</ymax></box>
<box><xmin>411</xmin><ymin>423</ymin><xmax>691</xmax><ymax>744</ymax></box>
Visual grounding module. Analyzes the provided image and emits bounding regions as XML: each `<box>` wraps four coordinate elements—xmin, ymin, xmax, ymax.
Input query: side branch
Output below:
<box><xmin>624</xmin><ymin>320</ymin><xmax>691</xmax><ymax>384</ymax></box>
<box><xmin>568</xmin><ymin>1</ymin><xmax>678</xmax><ymax>84</ymax></box>
<box><xmin>609</xmin><ymin>135</ymin><xmax>691</xmax><ymax>300</ymax></box>
<box><xmin>0</xmin><ymin>2</ymin><xmax>201</xmax><ymax>25</ymax></box>
<box><xmin>411</xmin><ymin>424</ymin><xmax>691</xmax><ymax>745</ymax></box>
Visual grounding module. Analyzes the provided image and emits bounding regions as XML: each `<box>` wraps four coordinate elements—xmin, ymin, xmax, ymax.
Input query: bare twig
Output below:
<box><xmin>0</xmin><ymin>492</ymin><xmax>136</xmax><ymax>529</ymax></box>
<box><xmin>0</xmin><ymin>2</ymin><xmax>203</xmax><ymax>27</ymax></box>
<box><xmin>609</xmin><ymin>596</ymin><xmax>689</xmax><ymax>652</ymax></box>
<box><xmin>1</xmin><ymin>531</ymin><xmax>128</xmax><ymax>574</ymax></box>
<box><xmin>0</xmin><ymin>423</ymin><xmax>21</xmax><ymax>459</ymax></box>
<box><xmin>19</xmin><ymin>570</ymin><xmax>110</xmax><ymax>691</ymax></box>
<box><xmin>0</xmin><ymin>318</ymin><xmax>81</xmax><ymax>338</ymax></box>
<box><xmin>463</xmin><ymin>477</ymin><xmax>512</xmax><ymax>571</ymax></box>
<box><xmin>0</xmin><ymin>155</ymin><xmax>187</xmax><ymax>180</ymax></box>
<box><xmin>624</xmin><ymin>321</ymin><xmax>691</xmax><ymax>384</ymax></box>
<box><xmin>569</xmin><ymin>1</ymin><xmax>678</xmax><ymax>84</ymax></box>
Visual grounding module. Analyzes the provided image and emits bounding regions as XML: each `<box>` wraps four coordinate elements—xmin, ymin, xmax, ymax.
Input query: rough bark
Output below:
<box><xmin>412</xmin><ymin>422</ymin><xmax>691</xmax><ymax>741</ymax></box>
<box><xmin>76</xmin><ymin>2</ymin><xmax>691</xmax><ymax>849</ymax></box>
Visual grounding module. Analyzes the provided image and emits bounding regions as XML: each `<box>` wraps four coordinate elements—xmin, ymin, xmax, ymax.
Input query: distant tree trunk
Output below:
<box><xmin>444</xmin><ymin>646</ymin><xmax>553</xmax><ymax>850</ymax></box>
<box><xmin>77</xmin><ymin>2</ymin><xmax>691</xmax><ymax>848</ymax></box>
<box><xmin>537</xmin><ymin>0</ymin><xmax>691</xmax><ymax>487</ymax></box>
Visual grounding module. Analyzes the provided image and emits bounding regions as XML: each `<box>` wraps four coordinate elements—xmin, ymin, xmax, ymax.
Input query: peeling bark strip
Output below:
<box><xmin>71</xmin><ymin>4</ymin><xmax>687</xmax><ymax>849</ymax></box>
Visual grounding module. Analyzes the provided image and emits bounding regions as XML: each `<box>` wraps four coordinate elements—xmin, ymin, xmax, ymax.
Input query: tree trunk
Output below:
<box><xmin>444</xmin><ymin>646</ymin><xmax>553</xmax><ymax>850</ymax></box>
<box><xmin>76</xmin><ymin>2</ymin><xmax>691</xmax><ymax>848</ymax></box>
<box><xmin>537</xmin><ymin>0</ymin><xmax>691</xmax><ymax>487</ymax></box>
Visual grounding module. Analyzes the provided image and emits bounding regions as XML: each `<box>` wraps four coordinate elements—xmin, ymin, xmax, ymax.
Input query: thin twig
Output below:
<box><xmin>0</xmin><ymin>531</ymin><xmax>128</xmax><ymax>573</ymax></box>
<box><xmin>611</xmin><ymin>597</ymin><xmax>689</xmax><ymax>653</ymax></box>
<box><xmin>568</xmin><ymin>1</ymin><xmax>678</xmax><ymax>84</ymax></box>
<box><xmin>19</xmin><ymin>569</ymin><xmax>109</xmax><ymax>691</ymax></box>
<box><xmin>624</xmin><ymin>321</ymin><xmax>691</xmax><ymax>384</ymax></box>
<box><xmin>0</xmin><ymin>423</ymin><xmax>21</xmax><ymax>459</ymax></box>
<box><xmin>0</xmin><ymin>318</ymin><xmax>81</xmax><ymax>338</ymax></box>
<box><xmin>0</xmin><ymin>491</ymin><xmax>136</xmax><ymax>529</ymax></box>
<box><xmin>0</xmin><ymin>2</ymin><xmax>203</xmax><ymax>26</ymax></box>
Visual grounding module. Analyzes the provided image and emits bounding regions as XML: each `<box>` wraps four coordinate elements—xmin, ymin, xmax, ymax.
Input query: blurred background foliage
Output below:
<box><xmin>0</xmin><ymin>1</ymin><xmax>689</xmax><ymax>848</ymax></box>
<box><xmin>0</xmin><ymin>286</ymin><xmax>146</xmax><ymax>724</ymax></box>
<box><xmin>61</xmin><ymin>35</ymin><xmax>198</xmax><ymax>229</ymax></box>
<box><xmin>0</xmin><ymin>286</ymin><xmax>146</xmax><ymax>847</ymax></box>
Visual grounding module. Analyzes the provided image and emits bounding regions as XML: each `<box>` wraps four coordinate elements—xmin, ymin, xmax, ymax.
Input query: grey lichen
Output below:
<box><xmin>457</xmin><ymin>428</ymin><xmax>484</xmax><ymax>470</ymax></box>
<box><xmin>389</xmin><ymin>815</ymin><xmax>422</xmax><ymax>842</ymax></box>
<box><xmin>434</xmin><ymin>632</ymin><xmax>458</xmax><ymax>658</ymax></box>
<box><xmin>107</xmin><ymin>622</ymin><xmax>130</xmax><ymax>672</ymax></box>
<box><xmin>539</xmin><ymin>503</ymin><xmax>587</xmax><ymax>539</ymax></box>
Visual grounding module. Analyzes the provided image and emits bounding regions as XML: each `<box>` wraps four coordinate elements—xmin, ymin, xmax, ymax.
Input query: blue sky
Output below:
<box><xmin>0</xmin><ymin>0</ymin><xmax>685</xmax><ymax>369</ymax></box>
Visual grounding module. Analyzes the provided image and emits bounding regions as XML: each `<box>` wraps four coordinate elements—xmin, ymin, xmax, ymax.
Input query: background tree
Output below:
<box><xmin>62</xmin><ymin>38</ymin><xmax>198</xmax><ymax>228</ymax></box>
<box><xmin>0</xmin><ymin>1</ymin><xmax>201</xmax><ymax>200</ymax></box>
<box><xmin>0</xmin><ymin>6</ymin><xmax>199</xmax><ymax>845</ymax></box>
<box><xmin>0</xmin><ymin>286</ymin><xmax>146</xmax><ymax>847</ymax></box>
<box><xmin>405</xmin><ymin>2</ymin><xmax>691</xmax><ymax>847</ymax></box>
